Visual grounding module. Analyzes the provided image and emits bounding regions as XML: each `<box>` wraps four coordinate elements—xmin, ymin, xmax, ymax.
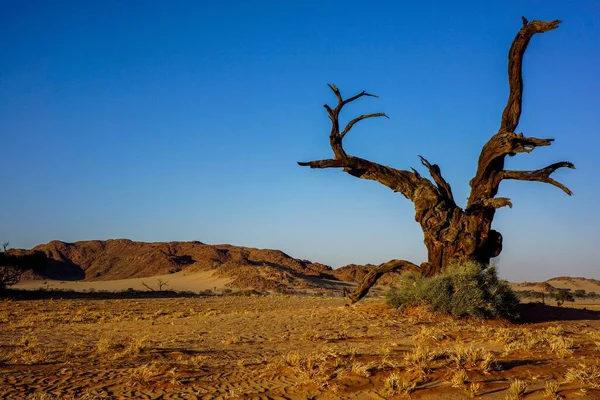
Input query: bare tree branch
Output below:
<box><xmin>467</xmin><ymin>18</ymin><xmax>568</xmax><ymax>210</ymax></box>
<box><xmin>298</xmin><ymin>84</ymin><xmax>437</xmax><ymax>200</ymax></box>
<box><xmin>503</xmin><ymin>161</ymin><xmax>575</xmax><ymax>195</ymax></box>
<box><xmin>501</xmin><ymin>18</ymin><xmax>561</xmax><ymax>133</ymax></box>
<box><xmin>418</xmin><ymin>155</ymin><xmax>455</xmax><ymax>205</ymax></box>
<box><xmin>157</xmin><ymin>279</ymin><xmax>169</xmax><ymax>291</ymax></box>
<box><xmin>327</xmin><ymin>83</ymin><xmax>343</xmax><ymax>106</ymax></box>
<box><xmin>299</xmin><ymin>156</ymin><xmax>423</xmax><ymax>199</ymax></box>
<box><xmin>348</xmin><ymin>259</ymin><xmax>421</xmax><ymax>303</ymax></box>
<box><xmin>483</xmin><ymin>197</ymin><xmax>513</xmax><ymax>209</ymax></box>
<box><xmin>340</xmin><ymin>113</ymin><xmax>389</xmax><ymax>139</ymax></box>
<box><xmin>342</xmin><ymin>90</ymin><xmax>378</xmax><ymax>106</ymax></box>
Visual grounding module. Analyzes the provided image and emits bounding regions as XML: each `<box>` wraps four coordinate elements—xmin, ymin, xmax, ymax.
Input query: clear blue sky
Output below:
<box><xmin>1</xmin><ymin>1</ymin><xmax>598</xmax><ymax>281</ymax></box>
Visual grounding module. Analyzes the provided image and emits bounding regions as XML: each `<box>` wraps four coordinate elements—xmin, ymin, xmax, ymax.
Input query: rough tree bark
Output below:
<box><xmin>298</xmin><ymin>18</ymin><xmax>574</xmax><ymax>303</ymax></box>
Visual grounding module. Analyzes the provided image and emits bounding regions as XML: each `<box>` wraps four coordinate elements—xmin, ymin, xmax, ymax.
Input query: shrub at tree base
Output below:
<box><xmin>385</xmin><ymin>262</ymin><xmax>519</xmax><ymax>319</ymax></box>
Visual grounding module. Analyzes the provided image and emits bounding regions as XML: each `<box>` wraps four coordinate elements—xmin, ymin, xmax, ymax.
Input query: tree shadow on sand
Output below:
<box><xmin>515</xmin><ymin>302</ymin><xmax>600</xmax><ymax>323</ymax></box>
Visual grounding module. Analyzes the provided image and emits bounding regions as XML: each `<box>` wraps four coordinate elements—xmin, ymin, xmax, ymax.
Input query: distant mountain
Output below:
<box><xmin>11</xmin><ymin>239</ymin><xmax>383</xmax><ymax>292</ymax></box>
<box><xmin>512</xmin><ymin>276</ymin><xmax>600</xmax><ymax>295</ymax></box>
<box><xmin>16</xmin><ymin>240</ymin><xmax>593</xmax><ymax>294</ymax></box>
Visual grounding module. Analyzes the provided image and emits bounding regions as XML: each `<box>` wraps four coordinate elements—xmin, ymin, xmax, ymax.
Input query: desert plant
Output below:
<box><xmin>142</xmin><ymin>278</ymin><xmax>169</xmax><ymax>291</ymax></box>
<box><xmin>0</xmin><ymin>242</ymin><xmax>46</xmax><ymax>290</ymax></box>
<box><xmin>468</xmin><ymin>382</ymin><xmax>482</xmax><ymax>398</ymax></box>
<box><xmin>544</xmin><ymin>380</ymin><xmax>562</xmax><ymax>399</ymax></box>
<box><xmin>386</xmin><ymin>261</ymin><xmax>519</xmax><ymax>318</ymax></box>
<box><xmin>385</xmin><ymin>372</ymin><xmax>402</xmax><ymax>394</ymax></box>
<box><xmin>350</xmin><ymin>359</ymin><xmax>374</xmax><ymax>377</ymax></box>
<box><xmin>506</xmin><ymin>378</ymin><xmax>528</xmax><ymax>400</ymax></box>
<box><xmin>565</xmin><ymin>363</ymin><xmax>600</xmax><ymax>389</ymax></box>
<box><xmin>128</xmin><ymin>362</ymin><xmax>163</xmax><ymax>386</ymax></box>
<box><xmin>448</xmin><ymin>369</ymin><xmax>468</xmax><ymax>388</ymax></box>
<box><xmin>96</xmin><ymin>336</ymin><xmax>112</xmax><ymax>355</ymax></box>
<box><xmin>385</xmin><ymin>372</ymin><xmax>417</xmax><ymax>396</ymax></box>
<box><xmin>447</xmin><ymin>343</ymin><xmax>498</xmax><ymax>372</ymax></box>
<box><xmin>404</xmin><ymin>345</ymin><xmax>440</xmax><ymax>374</ymax></box>
<box><xmin>555</xmin><ymin>291</ymin><xmax>575</xmax><ymax>306</ymax></box>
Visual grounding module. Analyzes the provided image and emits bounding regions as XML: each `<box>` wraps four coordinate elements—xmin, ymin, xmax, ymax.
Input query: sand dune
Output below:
<box><xmin>14</xmin><ymin>270</ymin><xmax>232</xmax><ymax>293</ymax></box>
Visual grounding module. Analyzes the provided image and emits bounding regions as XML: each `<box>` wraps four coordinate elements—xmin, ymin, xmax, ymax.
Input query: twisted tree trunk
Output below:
<box><xmin>298</xmin><ymin>17</ymin><xmax>574</xmax><ymax>303</ymax></box>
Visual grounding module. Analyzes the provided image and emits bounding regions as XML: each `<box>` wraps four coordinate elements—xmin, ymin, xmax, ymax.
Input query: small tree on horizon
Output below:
<box><xmin>0</xmin><ymin>242</ymin><xmax>46</xmax><ymax>290</ymax></box>
<box><xmin>555</xmin><ymin>290</ymin><xmax>575</xmax><ymax>307</ymax></box>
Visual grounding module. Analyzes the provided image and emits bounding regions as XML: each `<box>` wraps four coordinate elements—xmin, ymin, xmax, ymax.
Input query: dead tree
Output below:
<box><xmin>298</xmin><ymin>18</ymin><xmax>574</xmax><ymax>303</ymax></box>
<box><xmin>0</xmin><ymin>242</ymin><xmax>46</xmax><ymax>290</ymax></box>
<box><xmin>142</xmin><ymin>278</ymin><xmax>169</xmax><ymax>291</ymax></box>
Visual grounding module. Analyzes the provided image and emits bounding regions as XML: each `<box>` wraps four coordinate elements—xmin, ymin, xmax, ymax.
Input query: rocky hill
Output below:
<box><xmin>10</xmin><ymin>241</ymin><xmax>599</xmax><ymax>295</ymax></box>
<box><xmin>12</xmin><ymin>239</ymin><xmax>376</xmax><ymax>292</ymax></box>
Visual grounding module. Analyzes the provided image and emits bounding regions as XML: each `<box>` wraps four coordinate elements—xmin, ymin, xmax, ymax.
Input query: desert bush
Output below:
<box><xmin>515</xmin><ymin>290</ymin><xmax>545</xmax><ymax>300</ymax></box>
<box><xmin>555</xmin><ymin>290</ymin><xmax>575</xmax><ymax>306</ymax></box>
<box><xmin>386</xmin><ymin>261</ymin><xmax>519</xmax><ymax>318</ymax></box>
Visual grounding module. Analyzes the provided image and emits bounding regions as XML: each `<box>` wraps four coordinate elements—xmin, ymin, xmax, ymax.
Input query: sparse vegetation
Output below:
<box><xmin>386</xmin><ymin>262</ymin><xmax>519</xmax><ymax>318</ymax></box>
<box><xmin>565</xmin><ymin>364</ymin><xmax>600</xmax><ymax>389</ymax></box>
<box><xmin>506</xmin><ymin>378</ymin><xmax>528</xmax><ymax>399</ymax></box>
<box><xmin>0</xmin><ymin>242</ymin><xmax>46</xmax><ymax>290</ymax></box>
<box><xmin>142</xmin><ymin>278</ymin><xmax>169</xmax><ymax>291</ymax></box>
<box><xmin>544</xmin><ymin>380</ymin><xmax>562</xmax><ymax>399</ymax></box>
<box><xmin>1</xmin><ymin>293</ymin><xmax>599</xmax><ymax>398</ymax></box>
<box><xmin>555</xmin><ymin>290</ymin><xmax>575</xmax><ymax>306</ymax></box>
<box><xmin>447</xmin><ymin>369</ymin><xmax>468</xmax><ymax>388</ymax></box>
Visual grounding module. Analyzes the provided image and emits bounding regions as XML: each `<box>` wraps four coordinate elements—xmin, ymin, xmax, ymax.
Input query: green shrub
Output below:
<box><xmin>385</xmin><ymin>261</ymin><xmax>519</xmax><ymax>319</ymax></box>
<box><xmin>555</xmin><ymin>290</ymin><xmax>575</xmax><ymax>306</ymax></box>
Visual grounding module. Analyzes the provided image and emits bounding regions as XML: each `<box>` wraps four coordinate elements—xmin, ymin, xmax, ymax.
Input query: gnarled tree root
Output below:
<box><xmin>348</xmin><ymin>259</ymin><xmax>421</xmax><ymax>303</ymax></box>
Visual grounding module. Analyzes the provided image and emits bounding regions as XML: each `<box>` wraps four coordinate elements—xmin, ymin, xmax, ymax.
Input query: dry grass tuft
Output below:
<box><xmin>302</xmin><ymin>330</ymin><xmax>322</xmax><ymax>342</ymax></box>
<box><xmin>416</xmin><ymin>325</ymin><xmax>448</xmax><ymax>342</ymax></box>
<box><xmin>565</xmin><ymin>363</ymin><xmax>600</xmax><ymax>389</ymax></box>
<box><xmin>544</xmin><ymin>380</ymin><xmax>562</xmax><ymax>399</ymax></box>
<box><xmin>448</xmin><ymin>343</ymin><xmax>498</xmax><ymax>373</ymax></box>
<box><xmin>95</xmin><ymin>336</ymin><xmax>112</xmax><ymax>355</ymax></box>
<box><xmin>350</xmin><ymin>359</ymin><xmax>374</xmax><ymax>377</ymax></box>
<box><xmin>496</xmin><ymin>327</ymin><xmax>575</xmax><ymax>358</ymax></box>
<box><xmin>583</xmin><ymin>329</ymin><xmax>600</xmax><ymax>349</ymax></box>
<box><xmin>404</xmin><ymin>345</ymin><xmax>439</xmax><ymax>374</ymax></box>
<box><xmin>282</xmin><ymin>351</ymin><xmax>327</xmax><ymax>381</ymax></box>
<box><xmin>114</xmin><ymin>335</ymin><xmax>148</xmax><ymax>359</ymax></box>
<box><xmin>128</xmin><ymin>362</ymin><xmax>164</xmax><ymax>386</ymax></box>
<box><xmin>221</xmin><ymin>333</ymin><xmax>242</xmax><ymax>345</ymax></box>
<box><xmin>506</xmin><ymin>378</ymin><xmax>528</xmax><ymax>400</ymax></box>
<box><xmin>448</xmin><ymin>369</ymin><xmax>468</xmax><ymax>388</ymax></box>
<box><xmin>9</xmin><ymin>334</ymin><xmax>49</xmax><ymax>364</ymax></box>
<box><xmin>385</xmin><ymin>372</ymin><xmax>417</xmax><ymax>396</ymax></box>
<box><xmin>468</xmin><ymin>382</ymin><xmax>482</xmax><ymax>398</ymax></box>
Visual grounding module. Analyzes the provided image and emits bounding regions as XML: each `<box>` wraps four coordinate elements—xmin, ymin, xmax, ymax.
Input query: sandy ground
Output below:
<box><xmin>13</xmin><ymin>270</ymin><xmax>232</xmax><ymax>293</ymax></box>
<box><xmin>1</xmin><ymin>296</ymin><xmax>600</xmax><ymax>399</ymax></box>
